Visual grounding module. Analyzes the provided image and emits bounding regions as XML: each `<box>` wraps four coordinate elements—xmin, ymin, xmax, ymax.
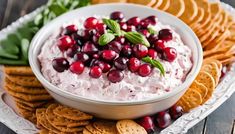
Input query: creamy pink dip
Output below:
<box><xmin>38</xmin><ymin>17</ymin><xmax>192</xmax><ymax>101</ymax></box>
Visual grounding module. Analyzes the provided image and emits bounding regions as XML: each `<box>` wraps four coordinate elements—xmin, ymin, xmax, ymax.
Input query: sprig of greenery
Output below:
<box><xmin>142</xmin><ymin>56</ymin><xmax>165</xmax><ymax>76</ymax></box>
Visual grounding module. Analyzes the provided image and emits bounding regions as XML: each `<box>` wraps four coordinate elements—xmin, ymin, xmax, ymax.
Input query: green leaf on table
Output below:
<box><xmin>102</xmin><ymin>18</ymin><xmax>121</xmax><ymax>36</ymax></box>
<box><xmin>142</xmin><ymin>56</ymin><xmax>165</xmax><ymax>75</ymax></box>
<box><xmin>0</xmin><ymin>57</ymin><xmax>28</xmax><ymax>65</ymax></box>
<box><xmin>124</xmin><ymin>32</ymin><xmax>150</xmax><ymax>47</ymax></box>
<box><xmin>34</xmin><ymin>13</ymin><xmax>43</xmax><ymax>26</ymax></box>
<box><xmin>7</xmin><ymin>34</ymin><xmax>21</xmax><ymax>46</ymax></box>
<box><xmin>17</xmin><ymin>26</ymin><xmax>35</xmax><ymax>40</ymax></box>
<box><xmin>0</xmin><ymin>40</ymin><xmax>20</xmax><ymax>55</ymax></box>
<box><xmin>21</xmin><ymin>39</ymin><xmax>30</xmax><ymax>60</ymax></box>
<box><xmin>48</xmin><ymin>3</ymin><xmax>67</xmax><ymax>16</ymax></box>
<box><xmin>98</xmin><ymin>33</ymin><xmax>115</xmax><ymax>46</ymax></box>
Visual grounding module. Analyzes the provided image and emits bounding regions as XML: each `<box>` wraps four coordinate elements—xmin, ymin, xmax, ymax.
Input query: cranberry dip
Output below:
<box><xmin>38</xmin><ymin>12</ymin><xmax>193</xmax><ymax>101</ymax></box>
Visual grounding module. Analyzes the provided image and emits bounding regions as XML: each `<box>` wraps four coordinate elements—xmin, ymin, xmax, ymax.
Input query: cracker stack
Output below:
<box><xmin>3</xmin><ymin>66</ymin><xmax>53</xmax><ymax>123</ymax></box>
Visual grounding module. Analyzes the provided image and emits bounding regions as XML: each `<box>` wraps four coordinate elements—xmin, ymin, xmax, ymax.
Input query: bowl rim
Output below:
<box><xmin>29</xmin><ymin>3</ymin><xmax>203</xmax><ymax>106</ymax></box>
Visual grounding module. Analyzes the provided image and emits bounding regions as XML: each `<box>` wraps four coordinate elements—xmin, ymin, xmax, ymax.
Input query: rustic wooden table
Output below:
<box><xmin>0</xmin><ymin>0</ymin><xmax>235</xmax><ymax>134</ymax></box>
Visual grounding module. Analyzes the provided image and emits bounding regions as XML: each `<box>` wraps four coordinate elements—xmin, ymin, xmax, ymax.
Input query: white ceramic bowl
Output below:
<box><xmin>29</xmin><ymin>3</ymin><xmax>203</xmax><ymax>120</ymax></box>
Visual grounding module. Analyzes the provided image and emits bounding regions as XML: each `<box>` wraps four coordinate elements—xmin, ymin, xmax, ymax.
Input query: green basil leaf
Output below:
<box><xmin>98</xmin><ymin>33</ymin><xmax>115</xmax><ymax>46</ymax></box>
<box><xmin>142</xmin><ymin>56</ymin><xmax>165</xmax><ymax>75</ymax></box>
<box><xmin>102</xmin><ymin>18</ymin><xmax>121</xmax><ymax>36</ymax></box>
<box><xmin>34</xmin><ymin>13</ymin><xmax>43</xmax><ymax>26</ymax></box>
<box><xmin>7</xmin><ymin>34</ymin><xmax>21</xmax><ymax>46</ymax></box>
<box><xmin>124</xmin><ymin>32</ymin><xmax>150</xmax><ymax>47</ymax></box>
<box><xmin>0</xmin><ymin>40</ymin><xmax>20</xmax><ymax>55</ymax></box>
<box><xmin>148</xmin><ymin>27</ymin><xmax>157</xmax><ymax>35</ymax></box>
<box><xmin>21</xmin><ymin>39</ymin><xmax>30</xmax><ymax>60</ymax></box>
<box><xmin>48</xmin><ymin>3</ymin><xmax>67</xmax><ymax>16</ymax></box>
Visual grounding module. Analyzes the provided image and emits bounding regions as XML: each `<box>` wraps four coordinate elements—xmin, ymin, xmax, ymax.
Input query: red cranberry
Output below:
<box><xmin>119</xmin><ymin>22</ymin><xmax>128</xmax><ymax>31</ymax></box>
<box><xmin>126</xmin><ymin>25</ymin><xmax>136</xmax><ymax>32</ymax></box>
<box><xmin>92</xmin><ymin>33</ymin><xmax>101</xmax><ymax>44</ymax></box>
<box><xmin>102</xmin><ymin>50</ymin><xmax>117</xmax><ymax>61</ymax></box>
<box><xmin>133</xmin><ymin>44</ymin><xmax>148</xmax><ymax>59</ymax></box>
<box><xmin>145</xmin><ymin>15</ymin><xmax>157</xmax><ymax>25</ymax></box>
<box><xmin>155</xmin><ymin>111</ymin><xmax>171</xmax><ymax>129</ymax></box>
<box><xmin>110</xmin><ymin>11</ymin><xmax>124</xmax><ymax>21</ymax></box>
<box><xmin>52</xmin><ymin>58</ymin><xmax>70</xmax><ymax>72</ymax></box>
<box><xmin>108</xmin><ymin>41</ymin><xmax>122</xmax><ymax>53</ymax></box>
<box><xmin>64</xmin><ymin>25</ymin><xmax>78</xmax><ymax>35</ymax></box>
<box><xmin>221</xmin><ymin>66</ymin><xmax>227</xmax><ymax>78</ymax></box>
<box><xmin>57</xmin><ymin>35</ymin><xmax>75</xmax><ymax>51</ymax></box>
<box><xmin>71</xmin><ymin>33</ymin><xmax>84</xmax><ymax>46</ymax></box>
<box><xmin>163</xmin><ymin>47</ymin><xmax>177</xmax><ymax>62</ymax></box>
<box><xmin>81</xmin><ymin>29</ymin><xmax>93</xmax><ymax>40</ymax></box>
<box><xmin>154</xmin><ymin>40</ymin><xmax>166</xmax><ymax>52</ymax></box>
<box><xmin>140</xmin><ymin>29</ymin><xmax>150</xmax><ymax>38</ymax></box>
<box><xmin>115</xmin><ymin>36</ymin><xmax>125</xmax><ymax>44</ymax></box>
<box><xmin>138</xmin><ymin>64</ymin><xmax>152</xmax><ymax>77</ymax></box>
<box><xmin>92</xmin><ymin>54</ymin><xmax>100</xmax><ymax>59</ymax></box>
<box><xmin>84</xmin><ymin>17</ymin><xmax>98</xmax><ymax>29</ymax></box>
<box><xmin>148</xmin><ymin>34</ymin><xmax>158</xmax><ymax>44</ymax></box>
<box><xmin>82</xmin><ymin>41</ymin><xmax>98</xmax><ymax>55</ymax></box>
<box><xmin>89</xmin><ymin>66</ymin><xmax>102</xmax><ymax>78</ymax></box>
<box><xmin>74</xmin><ymin>53</ymin><xmax>90</xmax><ymax>63</ymax></box>
<box><xmin>121</xmin><ymin>44</ymin><xmax>132</xmax><ymax>57</ymax></box>
<box><xmin>158</xmin><ymin>29</ymin><xmax>173</xmax><ymax>41</ymax></box>
<box><xmin>102</xmin><ymin>63</ymin><xmax>112</xmax><ymax>73</ymax></box>
<box><xmin>128</xmin><ymin>57</ymin><xmax>141</xmax><ymax>72</ymax></box>
<box><xmin>169</xmin><ymin>105</ymin><xmax>184</xmax><ymax>119</ymax></box>
<box><xmin>69</xmin><ymin>61</ymin><xmax>84</xmax><ymax>74</ymax></box>
<box><xmin>114</xmin><ymin>57</ymin><xmax>128</xmax><ymax>70</ymax></box>
<box><xmin>107</xmin><ymin>69</ymin><xmax>124</xmax><ymax>83</ymax></box>
<box><xmin>138</xmin><ymin>116</ymin><xmax>155</xmax><ymax>133</ymax></box>
<box><xmin>139</xmin><ymin>19</ymin><xmax>151</xmax><ymax>29</ymax></box>
<box><xmin>127</xmin><ymin>17</ymin><xmax>141</xmax><ymax>26</ymax></box>
<box><xmin>148</xmin><ymin>49</ymin><xmax>158</xmax><ymax>59</ymax></box>
<box><xmin>96</xmin><ymin>23</ymin><xmax>106</xmax><ymax>34</ymax></box>
<box><xmin>66</xmin><ymin>45</ymin><xmax>80</xmax><ymax>57</ymax></box>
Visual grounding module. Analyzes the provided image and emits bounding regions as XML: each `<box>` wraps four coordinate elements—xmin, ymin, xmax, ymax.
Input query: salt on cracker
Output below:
<box><xmin>116</xmin><ymin>120</ymin><xmax>147</xmax><ymax>134</ymax></box>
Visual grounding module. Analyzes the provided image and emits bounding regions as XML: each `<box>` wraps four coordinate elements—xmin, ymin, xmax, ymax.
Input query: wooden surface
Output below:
<box><xmin>0</xmin><ymin>0</ymin><xmax>235</xmax><ymax>134</ymax></box>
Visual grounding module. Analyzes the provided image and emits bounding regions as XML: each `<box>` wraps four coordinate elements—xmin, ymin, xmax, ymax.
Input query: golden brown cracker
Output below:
<box><xmin>189</xmin><ymin>7</ymin><xmax>204</xmax><ymax>28</ymax></box>
<box><xmin>5</xmin><ymin>75</ymin><xmax>42</xmax><ymax>88</ymax></box>
<box><xmin>3</xmin><ymin>66</ymin><xmax>34</xmax><ymax>76</ymax></box>
<box><xmin>116</xmin><ymin>120</ymin><xmax>147</xmax><ymax>134</ymax></box>
<box><xmin>4</xmin><ymin>86</ymin><xmax>53</xmax><ymax>102</ymax></box>
<box><xmin>14</xmin><ymin>97</ymin><xmax>46</xmax><ymax>108</ymax></box>
<box><xmin>4</xmin><ymin>78</ymin><xmax>48</xmax><ymax>95</ymax></box>
<box><xmin>83</xmin><ymin>128</ymin><xmax>93</xmax><ymax>134</ymax></box>
<box><xmin>157</xmin><ymin>0</ymin><xmax>170</xmax><ymax>11</ymax></box>
<box><xmin>16</xmin><ymin>101</ymin><xmax>35</xmax><ymax>112</ymax></box>
<box><xmin>202</xmin><ymin>62</ymin><xmax>221</xmax><ymax>86</ymax></box>
<box><xmin>86</xmin><ymin>124</ymin><xmax>102</xmax><ymax>134</ymax></box>
<box><xmin>177</xmin><ymin>89</ymin><xmax>203</xmax><ymax>112</ymax></box>
<box><xmin>152</xmin><ymin>0</ymin><xmax>163</xmax><ymax>8</ymax></box>
<box><xmin>128</xmin><ymin>0</ymin><xmax>156</xmax><ymax>7</ymax></box>
<box><xmin>196</xmin><ymin>71</ymin><xmax>216</xmax><ymax>92</ymax></box>
<box><xmin>93</xmin><ymin>120</ymin><xmax>118</xmax><ymax>134</ymax></box>
<box><xmin>53</xmin><ymin>105</ymin><xmax>93</xmax><ymax>121</ymax></box>
<box><xmin>46</xmin><ymin>104</ymin><xmax>89</xmax><ymax>128</ymax></box>
<box><xmin>165</xmin><ymin>0</ymin><xmax>185</xmax><ymax>17</ymax></box>
<box><xmin>179</xmin><ymin>0</ymin><xmax>198</xmax><ymax>24</ymax></box>
<box><xmin>97</xmin><ymin>0</ymin><xmax>126</xmax><ymax>3</ymax></box>
<box><xmin>190</xmin><ymin>80</ymin><xmax>208</xmax><ymax>100</ymax></box>
<box><xmin>18</xmin><ymin>107</ymin><xmax>36</xmax><ymax>124</ymax></box>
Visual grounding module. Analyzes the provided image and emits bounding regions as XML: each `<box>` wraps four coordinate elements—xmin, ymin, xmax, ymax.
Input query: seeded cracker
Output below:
<box><xmin>116</xmin><ymin>120</ymin><xmax>147</xmax><ymax>134</ymax></box>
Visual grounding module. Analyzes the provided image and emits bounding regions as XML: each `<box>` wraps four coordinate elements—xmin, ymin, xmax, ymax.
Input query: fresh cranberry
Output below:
<box><xmin>138</xmin><ymin>116</ymin><xmax>155</xmax><ymax>134</ymax></box>
<box><xmin>107</xmin><ymin>69</ymin><xmax>124</xmax><ymax>83</ymax></box>
<box><xmin>154</xmin><ymin>40</ymin><xmax>166</xmax><ymax>52</ymax></box>
<box><xmin>57</xmin><ymin>35</ymin><xmax>75</xmax><ymax>51</ymax></box>
<box><xmin>148</xmin><ymin>49</ymin><xmax>158</xmax><ymax>59</ymax></box>
<box><xmin>138</xmin><ymin>64</ymin><xmax>152</xmax><ymax>77</ymax></box>
<box><xmin>121</xmin><ymin>44</ymin><xmax>132</xmax><ymax>57</ymax></box>
<box><xmin>148</xmin><ymin>34</ymin><xmax>158</xmax><ymax>44</ymax></box>
<box><xmin>69</xmin><ymin>61</ymin><xmax>84</xmax><ymax>74</ymax></box>
<box><xmin>158</xmin><ymin>29</ymin><xmax>173</xmax><ymax>41</ymax></box>
<box><xmin>102</xmin><ymin>63</ymin><xmax>112</xmax><ymax>73</ymax></box>
<box><xmin>139</xmin><ymin>19</ymin><xmax>151</xmax><ymax>29</ymax></box>
<box><xmin>126</xmin><ymin>25</ymin><xmax>135</xmax><ymax>32</ymax></box>
<box><xmin>133</xmin><ymin>44</ymin><xmax>148</xmax><ymax>59</ymax></box>
<box><xmin>119</xmin><ymin>22</ymin><xmax>128</xmax><ymax>31</ymax></box>
<box><xmin>81</xmin><ymin>29</ymin><xmax>93</xmax><ymax>40</ymax></box>
<box><xmin>89</xmin><ymin>66</ymin><xmax>102</xmax><ymax>78</ymax></box>
<box><xmin>66</xmin><ymin>45</ymin><xmax>80</xmax><ymax>57</ymax></box>
<box><xmin>108</xmin><ymin>41</ymin><xmax>122</xmax><ymax>53</ymax></box>
<box><xmin>169</xmin><ymin>105</ymin><xmax>184</xmax><ymax>119</ymax></box>
<box><xmin>110</xmin><ymin>11</ymin><xmax>124</xmax><ymax>21</ymax></box>
<box><xmin>84</xmin><ymin>17</ymin><xmax>98</xmax><ymax>29</ymax></box>
<box><xmin>64</xmin><ymin>25</ymin><xmax>78</xmax><ymax>35</ymax></box>
<box><xmin>96</xmin><ymin>23</ymin><xmax>106</xmax><ymax>34</ymax></box>
<box><xmin>221</xmin><ymin>66</ymin><xmax>227</xmax><ymax>78</ymax></box>
<box><xmin>128</xmin><ymin>57</ymin><xmax>141</xmax><ymax>72</ymax></box>
<box><xmin>115</xmin><ymin>36</ymin><xmax>125</xmax><ymax>44</ymax></box>
<box><xmin>74</xmin><ymin>53</ymin><xmax>90</xmax><ymax>63</ymax></box>
<box><xmin>82</xmin><ymin>41</ymin><xmax>98</xmax><ymax>55</ymax></box>
<box><xmin>102</xmin><ymin>50</ymin><xmax>117</xmax><ymax>61</ymax></box>
<box><xmin>127</xmin><ymin>17</ymin><xmax>141</xmax><ymax>26</ymax></box>
<box><xmin>92</xmin><ymin>33</ymin><xmax>101</xmax><ymax>44</ymax></box>
<box><xmin>114</xmin><ymin>57</ymin><xmax>128</xmax><ymax>70</ymax></box>
<box><xmin>145</xmin><ymin>15</ymin><xmax>157</xmax><ymax>25</ymax></box>
<box><xmin>140</xmin><ymin>29</ymin><xmax>150</xmax><ymax>38</ymax></box>
<box><xmin>52</xmin><ymin>58</ymin><xmax>70</xmax><ymax>72</ymax></box>
<box><xmin>71</xmin><ymin>33</ymin><xmax>84</xmax><ymax>46</ymax></box>
<box><xmin>155</xmin><ymin>111</ymin><xmax>171</xmax><ymax>129</ymax></box>
<box><xmin>163</xmin><ymin>47</ymin><xmax>177</xmax><ymax>62</ymax></box>
<box><xmin>92</xmin><ymin>54</ymin><xmax>100</xmax><ymax>59</ymax></box>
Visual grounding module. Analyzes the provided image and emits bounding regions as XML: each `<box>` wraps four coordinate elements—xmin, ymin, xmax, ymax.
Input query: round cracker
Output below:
<box><xmin>179</xmin><ymin>0</ymin><xmax>198</xmax><ymax>24</ymax></box>
<box><xmin>116</xmin><ymin>120</ymin><xmax>147</xmax><ymax>134</ymax></box>
<box><xmin>128</xmin><ymin>0</ymin><xmax>156</xmax><ymax>7</ymax></box>
<box><xmin>202</xmin><ymin>62</ymin><xmax>221</xmax><ymax>86</ymax></box>
<box><xmin>190</xmin><ymin>80</ymin><xmax>208</xmax><ymax>100</ymax></box>
<box><xmin>86</xmin><ymin>124</ymin><xmax>102</xmax><ymax>134</ymax></box>
<box><xmin>165</xmin><ymin>0</ymin><xmax>185</xmax><ymax>17</ymax></box>
<box><xmin>196</xmin><ymin>71</ymin><xmax>215</xmax><ymax>93</ymax></box>
<box><xmin>152</xmin><ymin>0</ymin><xmax>163</xmax><ymax>8</ymax></box>
<box><xmin>83</xmin><ymin>128</ymin><xmax>92</xmax><ymax>134</ymax></box>
<box><xmin>157</xmin><ymin>0</ymin><xmax>170</xmax><ymax>11</ymax></box>
<box><xmin>93</xmin><ymin>121</ymin><xmax>117</xmax><ymax>134</ymax></box>
<box><xmin>189</xmin><ymin>7</ymin><xmax>205</xmax><ymax>27</ymax></box>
